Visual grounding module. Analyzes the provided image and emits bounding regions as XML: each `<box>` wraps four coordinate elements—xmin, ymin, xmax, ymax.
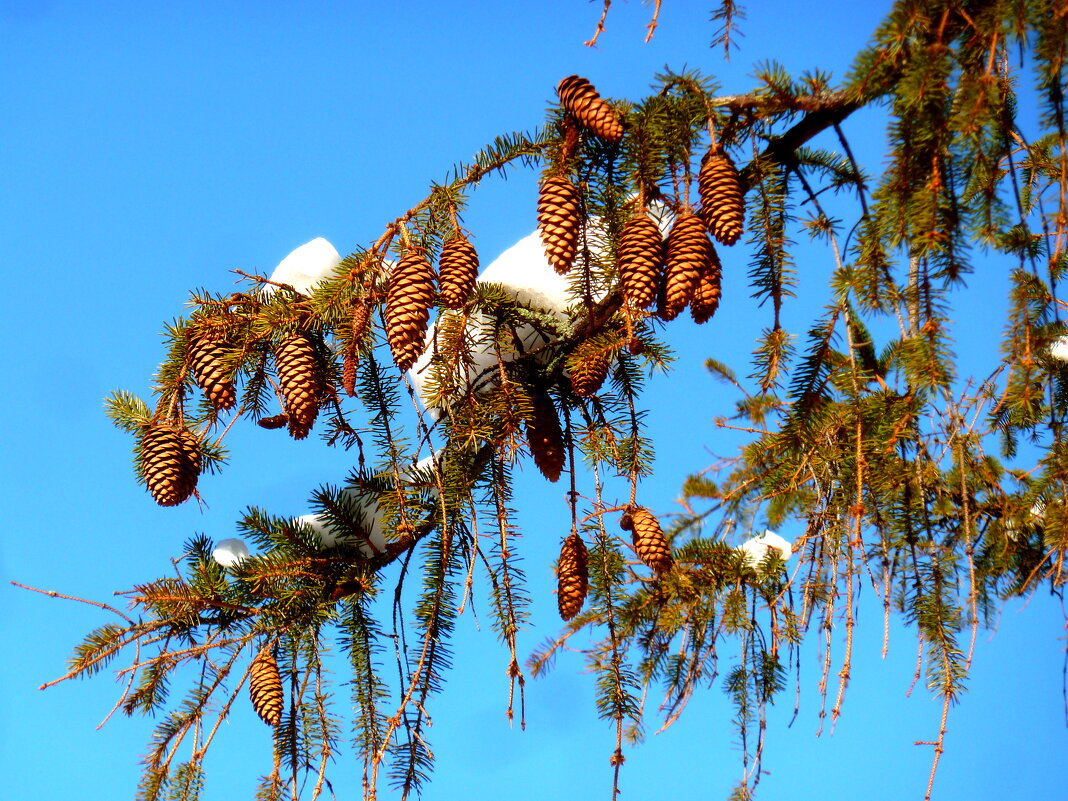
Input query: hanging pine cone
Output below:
<box><xmin>557</xmin><ymin>531</ymin><xmax>589</xmax><ymax>621</ymax></box>
<box><xmin>342</xmin><ymin>300</ymin><xmax>371</xmax><ymax>397</ymax></box>
<box><xmin>139</xmin><ymin>422</ymin><xmax>201</xmax><ymax>507</ymax></box>
<box><xmin>659</xmin><ymin>212</ymin><xmax>714</xmax><ymax>321</ymax></box>
<box><xmin>524</xmin><ymin>383</ymin><xmax>566</xmax><ymax>482</ymax></box>
<box><xmin>690</xmin><ymin>245</ymin><xmax>723</xmax><ymax>325</ymax></box>
<box><xmin>438</xmin><ymin>233</ymin><xmax>479</xmax><ymax>310</ymax></box>
<box><xmin>385</xmin><ymin>249</ymin><xmax>436</xmax><ymax>372</ymax></box>
<box><xmin>537</xmin><ymin>176</ymin><xmax>581</xmax><ymax>275</ymax></box>
<box><xmin>568</xmin><ymin>342</ymin><xmax>614</xmax><ymax>398</ymax></box>
<box><xmin>257</xmin><ymin>413</ymin><xmax>289</xmax><ymax>430</ymax></box>
<box><xmin>617</xmin><ymin>214</ymin><xmax>664</xmax><ymax>310</ymax></box>
<box><xmin>187</xmin><ymin>334</ymin><xmax>237</xmax><ymax>411</ymax></box>
<box><xmin>274</xmin><ymin>333</ymin><xmax>325</xmax><ymax>440</ymax></box>
<box><xmin>556</xmin><ymin>75</ymin><xmax>624</xmax><ymax>143</ymax></box>
<box><xmin>620</xmin><ymin>507</ymin><xmax>673</xmax><ymax>575</ymax></box>
<box><xmin>249</xmin><ymin>649</ymin><xmax>284</xmax><ymax>727</ymax></box>
<box><xmin>698</xmin><ymin>147</ymin><xmax>746</xmax><ymax>246</ymax></box>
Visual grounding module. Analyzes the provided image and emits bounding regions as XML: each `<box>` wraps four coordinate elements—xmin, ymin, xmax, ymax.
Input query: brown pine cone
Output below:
<box><xmin>524</xmin><ymin>383</ymin><xmax>565</xmax><ymax>482</ymax></box>
<box><xmin>139</xmin><ymin>422</ymin><xmax>201</xmax><ymax>507</ymax></box>
<box><xmin>698</xmin><ymin>148</ymin><xmax>746</xmax><ymax>246</ymax></box>
<box><xmin>556</xmin><ymin>75</ymin><xmax>624</xmax><ymax>143</ymax></box>
<box><xmin>257</xmin><ymin>413</ymin><xmax>289</xmax><ymax>430</ymax></box>
<box><xmin>659</xmin><ymin>212</ymin><xmax>714</xmax><ymax>321</ymax></box>
<box><xmin>385</xmin><ymin>249</ymin><xmax>436</xmax><ymax>372</ymax></box>
<box><xmin>557</xmin><ymin>531</ymin><xmax>589</xmax><ymax>621</ymax></box>
<box><xmin>274</xmin><ymin>334</ymin><xmax>325</xmax><ymax>440</ymax></box>
<box><xmin>568</xmin><ymin>342</ymin><xmax>613</xmax><ymax>398</ymax></box>
<box><xmin>621</xmin><ymin>507</ymin><xmax>673</xmax><ymax>575</ymax></box>
<box><xmin>690</xmin><ymin>244</ymin><xmax>723</xmax><ymax>325</ymax></box>
<box><xmin>187</xmin><ymin>334</ymin><xmax>237</xmax><ymax>411</ymax></box>
<box><xmin>617</xmin><ymin>214</ymin><xmax>664</xmax><ymax>310</ymax></box>
<box><xmin>249</xmin><ymin>649</ymin><xmax>284</xmax><ymax>727</ymax></box>
<box><xmin>438</xmin><ymin>233</ymin><xmax>479</xmax><ymax>310</ymax></box>
<box><xmin>342</xmin><ymin>300</ymin><xmax>371</xmax><ymax>397</ymax></box>
<box><xmin>537</xmin><ymin>176</ymin><xmax>581</xmax><ymax>275</ymax></box>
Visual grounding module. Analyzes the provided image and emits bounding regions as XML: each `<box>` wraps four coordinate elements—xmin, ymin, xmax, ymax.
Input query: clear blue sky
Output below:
<box><xmin>2</xmin><ymin>1</ymin><xmax>1065</xmax><ymax>799</ymax></box>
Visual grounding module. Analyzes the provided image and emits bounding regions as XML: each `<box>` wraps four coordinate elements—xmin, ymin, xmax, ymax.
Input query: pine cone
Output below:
<box><xmin>342</xmin><ymin>300</ymin><xmax>371</xmax><ymax>397</ymax></box>
<box><xmin>438</xmin><ymin>233</ymin><xmax>479</xmax><ymax>310</ymax></box>
<box><xmin>557</xmin><ymin>532</ymin><xmax>589</xmax><ymax>621</ymax></box>
<box><xmin>617</xmin><ymin>214</ymin><xmax>664</xmax><ymax>310</ymax></box>
<box><xmin>188</xmin><ymin>334</ymin><xmax>237</xmax><ymax>411</ymax></box>
<box><xmin>690</xmin><ymin>245</ymin><xmax>723</xmax><ymax>325</ymax></box>
<box><xmin>385</xmin><ymin>249</ymin><xmax>436</xmax><ymax>371</ymax></box>
<box><xmin>274</xmin><ymin>334</ymin><xmax>325</xmax><ymax>440</ymax></box>
<box><xmin>659</xmin><ymin>212</ymin><xmax>714</xmax><ymax>321</ymax></box>
<box><xmin>537</xmin><ymin>176</ymin><xmax>581</xmax><ymax>275</ymax></box>
<box><xmin>568</xmin><ymin>342</ymin><xmax>613</xmax><ymax>398</ymax></box>
<box><xmin>249</xmin><ymin>649</ymin><xmax>284</xmax><ymax>727</ymax></box>
<box><xmin>621</xmin><ymin>507</ymin><xmax>673</xmax><ymax>575</ymax></box>
<box><xmin>698</xmin><ymin>148</ymin><xmax>746</xmax><ymax>246</ymax></box>
<box><xmin>556</xmin><ymin>75</ymin><xmax>624</xmax><ymax>143</ymax></box>
<box><xmin>257</xmin><ymin>413</ymin><xmax>289</xmax><ymax>430</ymax></box>
<box><xmin>524</xmin><ymin>383</ymin><xmax>565</xmax><ymax>482</ymax></box>
<box><xmin>139</xmin><ymin>423</ymin><xmax>200</xmax><ymax>507</ymax></box>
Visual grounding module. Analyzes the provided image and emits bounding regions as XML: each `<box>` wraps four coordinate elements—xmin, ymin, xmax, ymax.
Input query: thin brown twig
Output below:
<box><xmin>12</xmin><ymin>580</ymin><xmax>134</xmax><ymax>624</ymax></box>
<box><xmin>584</xmin><ymin>0</ymin><xmax>611</xmax><ymax>47</ymax></box>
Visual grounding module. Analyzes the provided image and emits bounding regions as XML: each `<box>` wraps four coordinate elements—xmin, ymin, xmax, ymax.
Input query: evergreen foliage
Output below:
<box><xmin>31</xmin><ymin>2</ymin><xmax>1068</xmax><ymax>799</ymax></box>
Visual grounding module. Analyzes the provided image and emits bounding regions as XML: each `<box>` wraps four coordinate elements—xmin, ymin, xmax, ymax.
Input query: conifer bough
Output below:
<box><xmin>69</xmin><ymin>4</ymin><xmax>1068</xmax><ymax>799</ymax></box>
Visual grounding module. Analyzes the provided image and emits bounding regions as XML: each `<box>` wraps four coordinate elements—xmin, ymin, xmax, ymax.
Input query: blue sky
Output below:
<box><xmin>2</xmin><ymin>1</ymin><xmax>1066</xmax><ymax>799</ymax></box>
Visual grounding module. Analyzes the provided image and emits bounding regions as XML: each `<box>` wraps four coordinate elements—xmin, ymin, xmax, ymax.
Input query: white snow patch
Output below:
<box><xmin>263</xmin><ymin>237</ymin><xmax>341</xmax><ymax>296</ymax></box>
<box><xmin>408</xmin><ymin>231</ymin><xmax>572</xmax><ymax>416</ymax></box>
<box><xmin>1050</xmin><ymin>335</ymin><xmax>1068</xmax><ymax>363</ymax></box>
<box><xmin>213</xmin><ymin>537</ymin><xmax>251</xmax><ymax>568</ymax></box>
<box><xmin>738</xmin><ymin>529</ymin><xmax>792</xmax><ymax>568</ymax></box>
<box><xmin>298</xmin><ymin>456</ymin><xmax>438</xmax><ymax>556</ymax></box>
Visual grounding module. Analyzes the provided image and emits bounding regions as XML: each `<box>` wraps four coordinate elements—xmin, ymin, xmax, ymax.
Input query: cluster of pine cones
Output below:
<box><xmin>384</xmin><ymin>235</ymin><xmax>480</xmax><ymax>373</ymax></box>
<box><xmin>140</xmin><ymin>75</ymin><xmax>732</xmax><ymax>618</ymax></box>
<box><xmin>556</xmin><ymin>505</ymin><xmax>673</xmax><ymax>621</ymax></box>
<box><xmin>539</xmin><ymin>74</ymin><xmax>745</xmax><ymax>325</ymax></box>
